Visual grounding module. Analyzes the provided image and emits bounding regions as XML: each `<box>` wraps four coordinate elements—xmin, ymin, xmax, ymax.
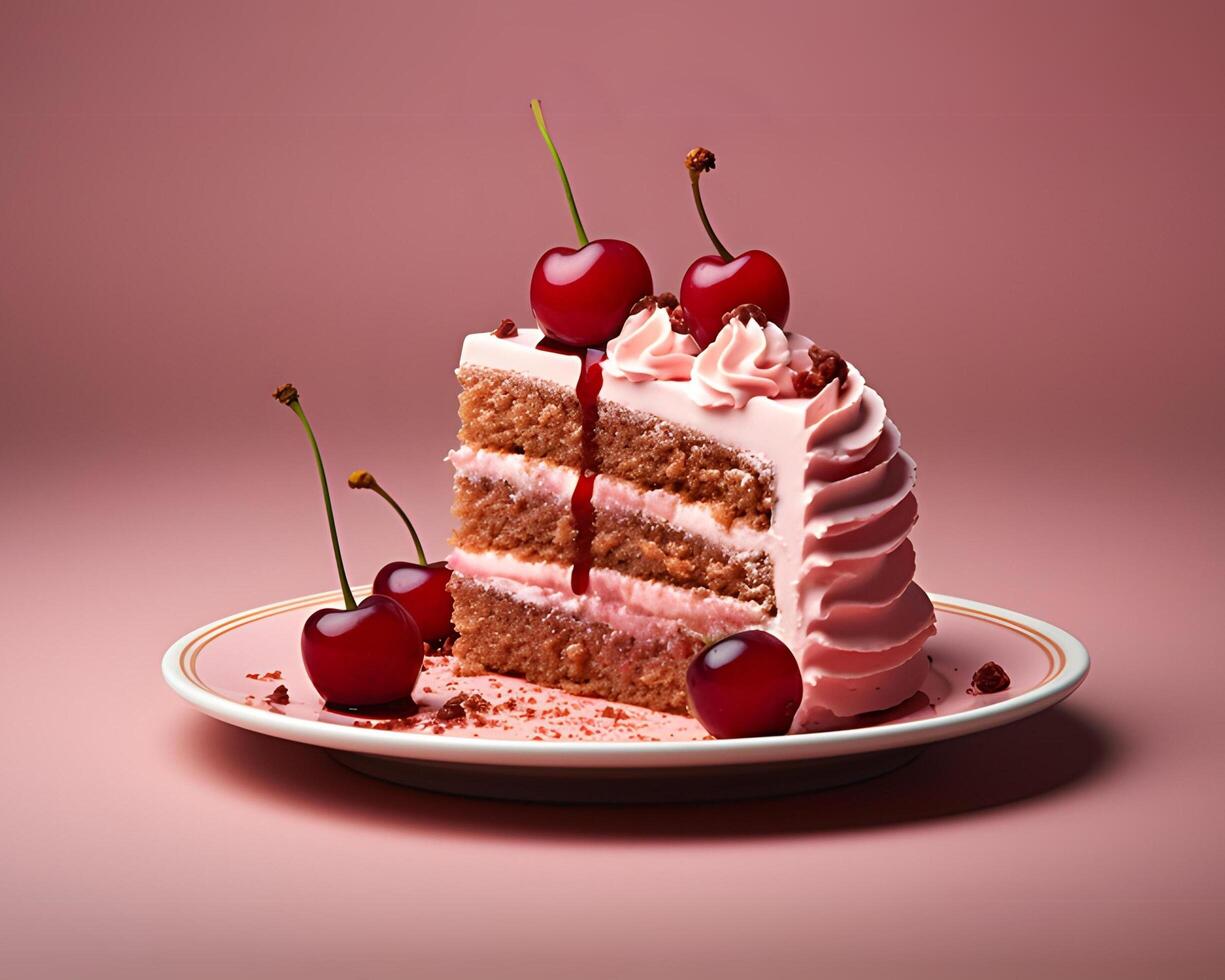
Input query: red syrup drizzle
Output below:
<box><xmin>536</xmin><ymin>337</ymin><xmax>604</xmax><ymax>594</ymax></box>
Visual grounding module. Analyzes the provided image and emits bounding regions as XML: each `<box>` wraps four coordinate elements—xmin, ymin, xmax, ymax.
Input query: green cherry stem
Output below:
<box><xmin>685</xmin><ymin>146</ymin><xmax>734</xmax><ymax>262</ymax></box>
<box><xmin>531</xmin><ymin>98</ymin><xmax>589</xmax><ymax>248</ymax></box>
<box><xmin>274</xmin><ymin>384</ymin><xmax>357</xmax><ymax>611</ymax></box>
<box><xmin>348</xmin><ymin>470</ymin><xmax>427</xmax><ymax>566</ymax></box>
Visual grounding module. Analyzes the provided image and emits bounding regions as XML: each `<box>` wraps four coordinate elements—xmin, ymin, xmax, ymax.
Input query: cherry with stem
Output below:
<box><xmin>679</xmin><ymin>146</ymin><xmax>791</xmax><ymax>348</ymax></box>
<box><xmin>274</xmin><ymin>385</ymin><xmax>422</xmax><ymax>708</ymax></box>
<box><xmin>350</xmin><ymin>470</ymin><xmax>454</xmax><ymax>646</ymax></box>
<box><xmin>528</xmin><ymin>98</ymin><xmax>652</xmax><ymax>348</ymax></box>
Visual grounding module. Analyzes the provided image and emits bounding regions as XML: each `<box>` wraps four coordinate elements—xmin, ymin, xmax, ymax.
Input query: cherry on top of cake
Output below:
<box><xmin>679</xmin><ymin>146</ymin><xmax>791</xmax><ymax>348</ymax></box>
<box><xmin>527</xmin><ymin>99</ymin><xmax>652</xmax><ymax>349</ymax></box>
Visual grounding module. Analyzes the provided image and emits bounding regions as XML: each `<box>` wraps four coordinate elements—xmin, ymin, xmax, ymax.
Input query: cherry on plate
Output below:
<box><xmin>686</xmin><ymin>630</ymin><xmax>802</xmax><ymax>739</ymax></box>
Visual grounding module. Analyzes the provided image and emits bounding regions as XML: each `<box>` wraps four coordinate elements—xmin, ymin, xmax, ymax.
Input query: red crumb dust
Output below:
<box><xmin>969</xmin><ymin>661</ymin><xmax>1011</xmax><ymax>694</ymax></box>
<box><xmin>332</xmin><ymin>655</ymin><xmax>708</xmax><ymax>742</ymax></box>
<box><xmin>245</xmin><ymin>670</ymin><xmax>282</xmax><ymax>681</ymax></box>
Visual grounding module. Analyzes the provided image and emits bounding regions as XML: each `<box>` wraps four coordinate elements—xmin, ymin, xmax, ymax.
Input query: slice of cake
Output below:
<box><xmin>446</xmin><ymin>302</ymin><xmax>936</xmax><ymax>730</ymax></box>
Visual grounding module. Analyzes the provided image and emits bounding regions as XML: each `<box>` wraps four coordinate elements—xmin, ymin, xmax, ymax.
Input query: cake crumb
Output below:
<box><xmin>493</xmin><ymin>318</ymin><xmax>518</xmax><ymax>338</ymax></box>
<box><xmin>436</xmin><ymin>695</ymin><xmax>468</xmax><ymax>722</ymax></box>
<box><xmin>970</xmin><ymin>661</ymin><xmax>1011</xmax><ymax>694</ymax></box>
<box><xmin>264</xmin><ymin>685</ymin><xmax>290</xmax><ymax>706</ymax></box>
<box><xmin>246</xmin><ymin>670</ymin><xmax>283</xmax><ymax>681</ymax></box>
<box><xmin>722</xmin><ymin>302</ymin><xmax>770</xmax><ymax>327</ymax></box>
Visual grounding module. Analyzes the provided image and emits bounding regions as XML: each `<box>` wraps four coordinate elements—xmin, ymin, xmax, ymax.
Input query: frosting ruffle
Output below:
<box><xmin>791</xmin><ymin>365</ymin><xmax>936</xmax><ymax>724</ymax></box>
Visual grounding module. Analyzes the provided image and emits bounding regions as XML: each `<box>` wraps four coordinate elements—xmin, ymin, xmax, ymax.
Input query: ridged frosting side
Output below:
<box><xmin>793</xmin><ymin>365</ymin><xmax>936</xmax><ymax>724</ymax></box>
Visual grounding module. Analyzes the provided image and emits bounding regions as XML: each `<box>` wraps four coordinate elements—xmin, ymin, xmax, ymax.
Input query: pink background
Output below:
<box><xmin>2</xmin><ymin>1</ymin><xmax>1223</xmax><ymax>977</ymax></box>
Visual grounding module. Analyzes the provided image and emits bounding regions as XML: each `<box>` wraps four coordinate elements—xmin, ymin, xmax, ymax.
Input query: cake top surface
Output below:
<box><xmin>459</xmin><ymin>317</ymin><xmax>857</xmax><ymax>443</ymax></box>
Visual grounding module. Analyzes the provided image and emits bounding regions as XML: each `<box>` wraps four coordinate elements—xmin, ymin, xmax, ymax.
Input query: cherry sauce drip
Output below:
<box><xmin>537</xmin><ymin>337</ymin><xmax>604</xmax><ymax>594</ymax></box>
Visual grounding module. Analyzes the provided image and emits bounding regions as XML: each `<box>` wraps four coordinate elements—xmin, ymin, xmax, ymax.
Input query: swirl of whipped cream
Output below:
<box><xmin>604</xmin><ymin>305</ymin><xmax>699</xmax><ymax>382</ymax></box>
<box><xmin>689</xmin><ymin>314</ymin><xmax>814</xmax><ymax>408</ymax></box>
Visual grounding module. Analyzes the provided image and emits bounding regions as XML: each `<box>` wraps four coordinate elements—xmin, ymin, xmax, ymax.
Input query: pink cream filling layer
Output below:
<box><xmin>448</xmin><ymin>445</ymin><xmax>773</xmax><ymax>556</ymax></box>
<box><xmin>448</xmin><ymin>548</ymin><xmax>768</xmax><ymax>641</ymax></box>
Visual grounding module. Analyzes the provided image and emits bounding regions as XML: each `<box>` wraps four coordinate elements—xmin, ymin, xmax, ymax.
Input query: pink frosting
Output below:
<box><xmin>792</xmin><ymin>364</ymin><xmax>937</xmax><ymax>723</ymax></box>
<box><xmin>689</xmin><ymin>314</ymin><xmax>813</xmax><ymax>408</ymax></box>
<box><xmin>447</xmin><ymin>548</ymin><xmax>765</xmax><ymax>640</ymax></box>
<box><xmin>604</xmin><ymin>306</ymin><xmax>699</xmax><ymax>382</ymax></box>
<box><xmin>453</xmin><ymin>326</ymin><xmax>935</xmax><ymax>725</ymax></box>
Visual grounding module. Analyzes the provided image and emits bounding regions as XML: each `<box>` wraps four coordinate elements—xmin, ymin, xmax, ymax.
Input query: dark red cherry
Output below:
<box><xmin>302</xmin><ymin>594</ymin><xmax>423</xmax><ymax>708</ymax></box>
<box><xmin>686</xmin><ymin>630</ymin><xmax>803</xmax><ymax>739</ymax></box>
<box><xmin>527</xmin><ymin>100</ymin><xmax>652</xmax><ymax>347</ymax></box>
<box><xmin>680</xmin><ymin>250</ymin><xmax>790</xmax><ymax>348</ymax></box>
<box><xmin>347</xmin><ymin>470</ymin><xmax>453</xmax><ymax>645</ymax></box>
<box><xmin>274</xmin><ymin>387</ymin><xmax>422</xmax><ymax>709</ymax></box>
<box><xmin>679</xmin><ymin>146</ymin><xmax>790</xmax><ymax>348</ymax></box>
<box><xmin>373</xmin><ymin>559</ymin><xmax>453</xmax><ymax>645</ymax></box>
<box><xmin>531</xmin><ymin>240</ymin><xmax>653</xmax><ymax>347</ymax></box>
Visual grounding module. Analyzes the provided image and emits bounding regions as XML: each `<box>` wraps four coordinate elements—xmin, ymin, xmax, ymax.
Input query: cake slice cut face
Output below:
<box><xmin>447</xmin><ymin>316</ymin><xmax>936</xmax><ymax>727</ymax></box>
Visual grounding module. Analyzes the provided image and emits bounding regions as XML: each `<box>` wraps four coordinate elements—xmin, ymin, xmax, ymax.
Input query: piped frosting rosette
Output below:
<box><xmin>792</xmin><ymin>365</ymin><xmax>936</xmax><ymax>727</ymax></box>
<box><xmin>605</xmin><ymin>304</ymin><xmax>699</xmax><ymax>382</ymax></box>
<box><xmin>688</xmin><ymin>312</ymin><xmax>811</xmax><ymax>408</ymax></box>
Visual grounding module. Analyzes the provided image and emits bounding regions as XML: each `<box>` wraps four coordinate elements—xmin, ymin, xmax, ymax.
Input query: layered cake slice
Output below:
<box><xmin>447</xmin><ymin>302</ymin><xmax>936</xmax><ymax>729</ymax></box>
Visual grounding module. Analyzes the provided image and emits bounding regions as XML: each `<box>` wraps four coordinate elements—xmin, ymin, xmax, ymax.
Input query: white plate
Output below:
<box><xmin>163</xmin><ymin>587</ymin><xmax>1088</xmax><ymax>802</ymax></box>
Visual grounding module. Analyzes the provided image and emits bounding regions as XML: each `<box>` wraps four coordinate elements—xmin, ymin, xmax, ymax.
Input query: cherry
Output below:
<box><xmin>531</xmin><ymin>241</ymin><xmax>652</xmax><ymax>348</ymax></box>
<box><xmin>686</xmin><ymin>630</ymin><xmax>803</xmax><ymax>739</ymax></box>
<box><xmin>528</xmin><ymin>99</ymin><xmax>652</xmax><ymax>347</ymax></box>
<box><xmin>349</xmin><ymin>469</ymin><xmax>454</xmax><ymax>644</ymax></box>
<box><xmin>274</xmin><ymin>385</ymin><xmax>422</xmax><ymax>707</ymax></box>
<box><xmin>678</xmin><ymin>147</ymin><xmax>790</xmax><ymax>348</ymax></box>
<box><xmin>302</xmin><ymin>595</ymin><xmax>421</xmax><ymax>708</ymax></box>
<box><xmin>681</xmin><ymin>251</ymin><xmax>790</xmax><ymax>349</ymax></box>
<box><xmin>372</xmin><ymin>560</ymin><xmax>453</xmax><ymax>644</ymax></box>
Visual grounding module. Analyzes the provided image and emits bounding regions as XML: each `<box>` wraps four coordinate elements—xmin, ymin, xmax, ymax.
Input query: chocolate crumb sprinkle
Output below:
<box><xmin>629</xmin><ymin>292</ymin><xmax>682</xmax><ymax>318</ymax></box>
<box><xmin>794</xmin><ymin>345</ymin><xmax>848</xmax><ymax>398</ymax></box>
<box><xmin>264</xmin><ymin>684</ymin><xmax>290</xmax><ymax>706</ymax></box>
<box><xmin>493</xmin><ymin>318</ymin><xmax>518</xmax><ymax>338</ymax></box>
<box><xmin>970</xmin><ymin>661</ymin><xmax>1011</xmax><ymax>694</ymax></box>
<box><xmin>435</xmin><ymin>695</ymin><xmax>467</xmax><ymax>722</ymax></box>
<box><xmin>721</xmin><ymin>303</ymin><xmax>770</xmax><ymax>328</ymax></box>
